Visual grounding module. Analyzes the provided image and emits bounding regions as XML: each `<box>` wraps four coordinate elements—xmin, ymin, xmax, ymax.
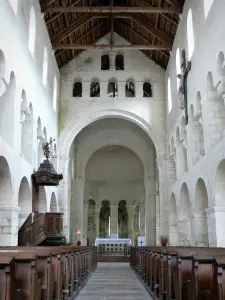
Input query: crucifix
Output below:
<box><xmin>140</xmin><ymin>240</ymin><xmax>143</xmax><ymax>247</ymax></box>
<box><xmin>177</xmin><ymin>49</ymin><xmax>191</xmax><ymax>125</ymax></box>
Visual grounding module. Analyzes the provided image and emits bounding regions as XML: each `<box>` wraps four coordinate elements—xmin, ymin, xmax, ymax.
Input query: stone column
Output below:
<box><xmin>71</xmin><ymin>177</ymin><xmax>85</xmax><ymax>244</ymax></box>
<box><xmin>95</xmin><ymin>206</ymin><xmax>100</xmax><ymax>238</ymax></box>
<box><xmin>191</xmin><ymin>213</ymin><xmax>208</xmax><ymax>247</ymax></box>
<box><xmin>144</xmin><ymin>177</ymin><xmax>156</xmax><ymax>246</ymax></box>
<box><xmin>178</xmin><ymin>217</ymin><xmax>192</xmax><ymax>246</ymax></box>
<box><xmin>139</xmin><ymin>203</ymin><xmax>145</xmax><ymax>237</ymax></box>
<box><xmin>110</xmin><ymin>204</ymin><xmax>118</xmax><ymax>238</ymax></box>
<box><xmin>157</xmin><ymin>158</ymin><xmax>168</xmax><ymax>238</ymax></box>
<box><xmin>83</xmin><ymin>203</ymin><xmax>88</xmax><ymax>246</ymax></box>
<box><xmin>127</xmin><ymin>205</ymin><xmax>134</xmax><ymax>244</ymax></box>
<box><xmin>168</xmin><ymin>219</ymin><xmax>179</xmax><ymax>246</ymax></box>
<box><xmin>206</xmin><ymin>206</ymin><xmax>225</xmax><ymax>247</ymax></box>
<box><xmin>0</xmin><ymin>205</ymin><xmax>21</xmax><ymax>245</ymax></box>
<box><xmin>109</xmin><ymin>50</ymin><xmax>116</xmax><ymax>70</ymax></box>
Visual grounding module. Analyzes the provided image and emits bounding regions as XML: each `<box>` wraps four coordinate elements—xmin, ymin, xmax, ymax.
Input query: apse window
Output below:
<box><xmin>168</xmin><ymin>77</ymin><xmax>172</xmax><ymax>113</ymax></box>
<box><xmin>28</xmin><ymin>7</ymin><xmax>36</xmax><ymax>56</ymax></box>
<box><xmin>108</xmin><ymin>79</ymin><xmax>118</xmax><ymax>97</ymax></box>
<box><xmin>115</xmin><ymin>54</ymin><xmax>124</xmax><ymax>70</ymax></box>
<box><xmin>125</xmin><ymin>79</ymin><xmax>135</xmax><ymax>97</ymax></box>
<box><xmin>187</xmin><ymin>9</ymin><xmax>195</xmax><ymax>59</ymax></box>
<box><xmin>42</xmin><ymin>47</ymin><xmax>48</xmax><ymax>87</ymax></box>
<box><xmin>90</xmin><ymin>80</ymin><xmax>100</xmax><ymax>97</ymax></box>
<box><xmin>204</xmin><ymin>0</ymin><xmax>214</xmax><ymax>18</ymax></box>
<box><xmin>143</xmin><ymin>82</ymin><xmax>152</xmax><ymax>97</ymax></box>
<box><xmin>101</xmin><ymin>54</ymin><xmax>110</xmax><ymax>70</ymax></box>
<box><xmin>73</xmin><ymin>81</ymin><xmax>82</xmax><ymax>97</ymax></box>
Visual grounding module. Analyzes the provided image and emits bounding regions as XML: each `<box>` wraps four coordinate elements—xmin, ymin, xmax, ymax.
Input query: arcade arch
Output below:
<box><xmin>18</xmin><ymin>177</ymin><xmax>32</xmax><ymax>228</ymax></box>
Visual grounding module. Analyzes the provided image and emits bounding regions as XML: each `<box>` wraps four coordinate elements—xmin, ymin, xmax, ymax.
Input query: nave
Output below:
<box><xmin>76</xmin><ymin>262</ymin><xmax>152</xmax><ymax>300</ymax></box>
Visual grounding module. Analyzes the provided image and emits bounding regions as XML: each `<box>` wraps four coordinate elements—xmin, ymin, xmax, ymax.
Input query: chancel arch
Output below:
<box><xmin>193</xmin><ymin>178</ymin><xmax>209</xmax><ymax>246</ymax></box>
<box><xmin>18</xmin><ymin>177</ymin><xmax>32</xmax><ymax>228</ymax></box>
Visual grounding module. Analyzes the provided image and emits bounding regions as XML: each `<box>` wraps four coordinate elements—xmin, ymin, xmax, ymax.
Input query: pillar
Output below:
<box><xmin>83</xmin><ymin>203</ymin><xmax>88</xmax><ymax>246</ymax></box>
<box><xmin>127</xmin><ymin>204</ymin><xmax>134</xmax><ymax>244</ymax></box>
<box><xmin>95</xmin><ymin>206</ymin><xmax>100</xmax><ymax>238</ymax></box>
<box><xmin>71</xmin><ymin>177</ymin><xmax>85</xmax><ymax>244</ymax></box>
<box><xmin>157</xmin><ymin>158</ymin><xmax>168</xmax><ymax>239</ymax></box>
<box><xmin>191</xmin><ymin>213</ymin><xmax>208</xmax><ymax>246</ymax></box>
<box><xmin>110</xmin><ymin>204</ymin><xmax>118</xmax><ymax>238</ymax></box>
<box><xmin>139</xmin><ymin>203</ymin><xmax>145</xmax><ymax>237</ymax></box>
<box><xmin>206</xmin><ymin>206</ymin><xmax>225</xmax><ymax>247</ymax></box>
<box><xmin>144</xmin><ymin>177</ymin><xmax>156</xmax><ymax>246</ymax></box>
<box><xmin>109</xmin><ymin>50</ymin><xmax>116</xmax><ymax>71</ymax></box>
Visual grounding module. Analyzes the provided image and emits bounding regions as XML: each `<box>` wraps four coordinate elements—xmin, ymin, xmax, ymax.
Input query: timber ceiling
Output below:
<box><xmin>39</xmin><ymin>0</ymin><xmax>185</xmax><ymax>69</ymax></box>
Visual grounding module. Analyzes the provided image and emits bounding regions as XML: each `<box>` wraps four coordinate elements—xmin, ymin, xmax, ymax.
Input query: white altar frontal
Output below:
<box><xmin>95</xmin><ymin>238</ymin><xmax>132</xmax><ymax>246</ymax></box>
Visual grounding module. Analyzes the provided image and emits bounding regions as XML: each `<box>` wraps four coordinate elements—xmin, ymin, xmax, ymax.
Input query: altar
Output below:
<box><xmin>95</xmin><ymin>238</ymin><xmax>132</xmax><ymax>254</ymax></box>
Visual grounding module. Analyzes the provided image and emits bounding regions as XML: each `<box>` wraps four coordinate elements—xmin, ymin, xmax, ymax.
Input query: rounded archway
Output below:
<box><xmin>38</xmin><ymin>186</ymin><xmax>47</xmax><ymax>213</ymax></box>
<box><xmin>193</xmin><ymin>178</ymin><xmax>209</xmax><ymax>246</ymax></box>
<box><xmin>50</xmin><ymin>193</ymin><xmax>57</xmax><ymax>212</ymax></box>
<box><xmin>0</xmin><ymin>156</ymin><xmax>12</xmax><ymax>205</ymax></box>
<box><xmin>178</xmin><ymin>183</ymin><xmax>192</xmax><ymax>245</ymax></box>
<box><xmin>18</xmin><ymin>177</ymin><xmax>32</xmax><ymax>228</ymax></box>
<box><xmin>168</xmin><ymin>193</ymin><xmax>179</xmax><ymax>245</ymax></box>
<box><xmin>215</xmin><ymin>159</ymin><xmax>225</xmax><ymax>206</ymax></box>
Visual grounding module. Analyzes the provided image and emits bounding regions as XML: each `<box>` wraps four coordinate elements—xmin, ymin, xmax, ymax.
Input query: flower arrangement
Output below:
<box><xmin>77</xmin><ymin>240</ymin><xmax>81</xmax><ymax>246</ymax></box>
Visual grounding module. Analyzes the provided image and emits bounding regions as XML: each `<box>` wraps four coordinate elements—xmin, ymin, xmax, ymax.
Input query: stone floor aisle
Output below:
<box><xmin>75</xmin><ymin>262</ymin><xmax>153</xmax><ymax>300</ymax></box>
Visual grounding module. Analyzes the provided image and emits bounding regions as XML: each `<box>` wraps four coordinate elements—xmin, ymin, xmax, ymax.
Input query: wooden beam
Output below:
<box><xmin>53</xmin><ymin>44</ymin><xmax>170</xmax><ymax>50</ymax></box>
<box><xmin>51</xmin><ymin>14</ymin><xmax>93</xmax><ymax>44</ymax></box>
<box><xmin>132</xmin><ymin>14</ymin><xmax>173</xmax><ymax>49</ymax></box>
<box><xmin>44</xmin><ymin>6</ymin><xmax>182</xmax><ymax>14</ymax></box>
<box><xmin>165</xmin><ymin>0</ymin><xmax>183</xmax><ymax>8</ymax></box>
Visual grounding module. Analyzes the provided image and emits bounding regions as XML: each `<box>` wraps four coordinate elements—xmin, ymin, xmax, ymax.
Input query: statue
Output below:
<box><xmin>42</xmin><ymin>139</ymin><xmax>55</xmax><ymax>160</ymax></box>
<box><xmin>177</xmin><ymin>50</ymin><xmax>192</xmax><ymax>124</ymax></box>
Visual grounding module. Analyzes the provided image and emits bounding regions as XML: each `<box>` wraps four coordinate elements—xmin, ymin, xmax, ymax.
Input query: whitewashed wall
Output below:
<box><xmin>0</xmin><ymin>0</ymin><xmax>60</xmax><ymax>245</ymax></box>
<box><xmin>166</xmin><ymin>0</ymin><xmax>225</xmax><ymax>246</ymax></box>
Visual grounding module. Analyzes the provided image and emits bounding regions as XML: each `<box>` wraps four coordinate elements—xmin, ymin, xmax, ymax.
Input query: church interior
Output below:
<box><xmin>0</xmin><ymin>0</ymin><xmax>225</xmax><ymax>299</ymax></box>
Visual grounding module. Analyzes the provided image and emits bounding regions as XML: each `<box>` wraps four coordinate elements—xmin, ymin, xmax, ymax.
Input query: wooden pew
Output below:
<box><xmin>0</xmin><ymin>246</ymin><xmax>97</xmax><ymax>300</ymax></box>
<box><xmin>0</xmin><ymin>256</ymin><xmax>16</xmax><ymax>300</ymax></box>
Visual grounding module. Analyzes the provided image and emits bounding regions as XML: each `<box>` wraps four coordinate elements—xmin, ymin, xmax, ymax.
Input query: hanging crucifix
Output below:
<box><xmin>177</xmin><ymin>49</ymin><xmax>191</xmax><ymax>125</ymax></box>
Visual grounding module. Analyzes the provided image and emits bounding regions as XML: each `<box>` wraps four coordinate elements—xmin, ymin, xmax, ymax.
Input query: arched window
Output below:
<box><xmin>168</xmin><ymin>77</ymin><xmax>172</xmax><ymax>113</ymax></box>
<box><xmin>90</xmin><ymin>79</ymin><xmax>100</xmax><ymax>97</ymax></box>
<box><xmin>115</xmin><ymin>54</ymin><xmax>124</xmax><ymax>70</ymax></box>
<box><xmin>28</xmin><ymin>7</ymin><xmax>36</xmax><ymax>56</ymax></box>
<box><xmin>53</xmin><ymin>76</ymin><xmax>57</xmax><ymax>111</ymax></box>
<box><xmin>143</xmin><ymin>82</ymin><xmax>152</xmax><ymax>97</ymax></box>
<box><xmin>42</xmin><ymin>47</ymin><xmax>48</xmax><ymax>86</ymax></box>
<box><xmin>176</xmin><ymin>48</ymin><xmax>181</xmax><ymax>90</ymax></box>
<box><xmin>187</xmin><ymin>9</ymin><xmax>195</xmax><ymax>59</ymax></box>
<box><xmin>204</xmin><ymin>0</ymin><xmax>214</xmax><ymax>18</ymax></box>
<box><xmin>9</xmin><ymin>0</ymin><xmax>18</xmax><ymax>14</ymax></box>
<box><xmin>101</xmin><ymin>54</ymin><xmax>110</xmax><ymax>70</ymax></box>
<box><xmin>125</xmin><ymin>79</ymin><xmax>135</xmax><ymax>97</ymax></box>
<box><xmin>73</xmin><ymin>81</ymin><xmax>82</xmax><ymax>97</ymax></box>
<box><xmin>107</xmin><ymin>79</ymin><xmax>118</xmax><ymax>97</ymax></box>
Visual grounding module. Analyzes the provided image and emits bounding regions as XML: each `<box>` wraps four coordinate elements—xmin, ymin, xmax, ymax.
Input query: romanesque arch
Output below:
<box><xmin>168</xmin><ymin>193</ymin><xmax>179</xmax><ymax>245</ymax></box>
<box><xmin>50</xmin><ymin>193</ymin><xmax>57</xmax><ymax>212</ymax></box>
<box><xmin>193</xmin><ymin>178</ymin><xmax>209</xmax><ymax>246</ymax></box>
<box><xmin>178</xmin><ymin>183</ymin><xmax>192</xmax><ymax>245</ymax></box>
<box><xmin>38</xmin><ymin>186</ymin><xmax>47</xmax><ymax>213</ymax></box>
<box><xmin>0</xmin><ymin>156</ymin><xmax>12</xmax><ymax>205</ymax></box>
<box><xmin>18</xmin><ymin>177</ymin><xmax>31</xmax><ymax>228</ymax></box>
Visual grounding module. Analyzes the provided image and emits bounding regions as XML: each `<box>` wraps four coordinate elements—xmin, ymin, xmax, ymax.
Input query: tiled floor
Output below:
<box><xmin>75</xmin><ymin>262</ymin><xmax>153</xmax><ymax>300</ymax></box>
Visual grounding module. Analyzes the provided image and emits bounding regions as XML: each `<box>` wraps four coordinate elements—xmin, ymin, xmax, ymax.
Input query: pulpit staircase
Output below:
<box><xmin>18</xmin><ymin>212</ymin><xmax>65</xmax><ymax>246</ymax></box>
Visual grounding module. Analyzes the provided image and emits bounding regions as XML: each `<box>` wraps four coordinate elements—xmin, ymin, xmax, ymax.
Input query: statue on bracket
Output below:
<box><xmin>177</xmin><ymin>49</ymin><xmax>192</xmax><ymax>125</ymax></box>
